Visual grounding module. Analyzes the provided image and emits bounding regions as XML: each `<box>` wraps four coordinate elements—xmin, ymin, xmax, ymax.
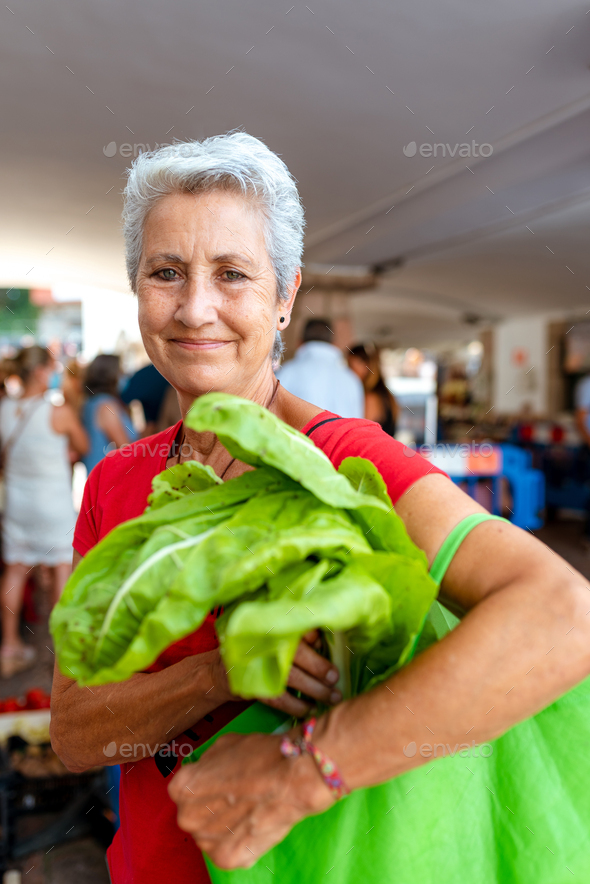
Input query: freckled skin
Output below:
<box><xmin>136</xmin><ymin>191</ymin><xmax>298</xmax><ymax>416</ymax></box>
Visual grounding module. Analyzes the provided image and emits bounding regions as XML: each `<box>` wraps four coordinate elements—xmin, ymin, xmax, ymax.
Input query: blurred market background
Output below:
<box><xmin>2</xmin><ymin>0</ymin><xmax>590</xmax><ymax>879</ymax></box>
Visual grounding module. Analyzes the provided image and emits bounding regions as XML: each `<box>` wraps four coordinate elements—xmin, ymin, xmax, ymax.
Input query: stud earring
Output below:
<box><xmin>280</xmin><ymin>316</ymin><xmax>285</xmax><ymax>323</ymax></box>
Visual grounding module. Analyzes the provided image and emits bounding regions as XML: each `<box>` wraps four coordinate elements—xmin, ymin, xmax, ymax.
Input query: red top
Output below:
<box><xmin>73</xmin><ymin>413</ymin><xmax>444</xmax><ymax>884</ymax></box>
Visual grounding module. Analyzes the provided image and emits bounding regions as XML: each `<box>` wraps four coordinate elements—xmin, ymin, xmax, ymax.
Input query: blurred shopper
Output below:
<box><xmin>121</xmin><ymin>362</ymin><xmax>175</xmax><ymax>436</ymax></box>
<box><xmin>348</xmin><ymin>344</ymin><xmax>399</xmax><ymax>436</ymax></box>
<box><xmin>156</xmin><ymin>383</ymin><xmax>182</xmax><ymax>432</ymax></box>
<box><xmin>82</xmin><ymin>354</ymin><xmax>137</xmax><ymax>474</ymax></box>
<box><xmin>0</xmin><ymin>358</ymin><xmax>11</xmax><ymax>401</ymax></box>
<box><xmin>278</xmin><ymin>318</ymin><xmax>364</xmax><ymax>417</ymax></box>
<box><xmin>575</xmin><ymin>373</ymin><xmax>590</xmax><ymax>546</ymax></box>
<box><xmin>62</xmin><ymin>358</ymin><xmax>85</xmax><ymax>414</ymax></box>
<box><xmin>0</xmin><ymin>346</ymin><xmax>87</xmax><ymax>677</ymax></box>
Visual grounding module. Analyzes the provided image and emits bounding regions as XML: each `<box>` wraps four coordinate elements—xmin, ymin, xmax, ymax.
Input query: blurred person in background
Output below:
<box><xmin>0</xmin><ymin>345</ymin><xmax>88</xmax><ymax>678</ymax></box>
<box><xmin>82</xmin><ymin>354</ymin><xmax>138</xmax><ymax>474</ymax></box>
<box><xmin>62</xmin><ymin>357</ymin><xmax>84</xmax><ymax>414</ymax></box>
<box><xmin>156</xmin><ymin>382</ymin><xmax>183</xmax><ymax>432</ymax></box>
<box><xmin>0</xmin><ymin>358</ymin><xmax>11</xmax><ymax>401</ymax></box>
<box><xmin>575</xmin><ymin>372</ymin><xmax>590</xmax><ymax>548</ymax></box>
<box><xmin>120</xmin><ymin>361</ymin><xmax>178</xmax><ymax>436</ymax></box>
<box><xmin>278</xmin><ymin>318</ymin><xmax>364</xmax><ymax>417</ymax></box>
<box><xmin>348</xmin><ymin>344</ymin><xmax>399</xmax><ymax>436</ymax></box>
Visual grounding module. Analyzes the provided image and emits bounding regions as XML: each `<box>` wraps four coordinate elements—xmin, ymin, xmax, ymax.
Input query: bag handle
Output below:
<box><xmin>429</xmin><ymin>512</ymin><xmax>510</xmax><ymax>587</ymax></box>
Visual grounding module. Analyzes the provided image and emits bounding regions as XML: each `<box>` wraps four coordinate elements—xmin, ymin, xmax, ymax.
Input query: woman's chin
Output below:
<box><xmin>170</xmin><ymin>369</ymin><xmax>236</xmax><ymax>400</ymax></box>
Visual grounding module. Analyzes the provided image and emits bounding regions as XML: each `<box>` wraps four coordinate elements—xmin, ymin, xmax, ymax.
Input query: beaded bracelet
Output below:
<box><xmin>279</xmin><ymin>716</ymin><xmax>350</xmax><ymax>800</ymax></box>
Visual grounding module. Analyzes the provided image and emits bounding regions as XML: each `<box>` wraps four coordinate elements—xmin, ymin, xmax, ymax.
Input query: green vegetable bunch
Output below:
<box><xmin>50</xmin><ymin>394</ymin><xmax>438</xmax><ymax>700</ymax></box>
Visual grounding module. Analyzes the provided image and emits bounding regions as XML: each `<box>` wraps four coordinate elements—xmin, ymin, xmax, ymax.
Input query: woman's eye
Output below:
<box><xmin>223</xmin><ymin>270</ymin><xmax>244</xmax><ymax>281</ymax></box>
<box><xmin>159</xmin><ymin>268</ymin><xmax>178</xmax><ymax>280</ymax></box>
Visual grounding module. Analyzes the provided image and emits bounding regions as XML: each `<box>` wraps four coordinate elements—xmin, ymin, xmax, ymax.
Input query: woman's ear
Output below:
<box><xmin>277</xmin><ymin>268</ymin><xmax>301</xmax><ymax>330</ymax></box>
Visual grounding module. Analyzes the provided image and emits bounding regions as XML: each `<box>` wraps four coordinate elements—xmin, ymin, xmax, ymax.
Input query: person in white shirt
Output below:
<box><xmin>278</xmin><ymin>318</ymin><xmax>364</xmax><ymax>418</ymax></box>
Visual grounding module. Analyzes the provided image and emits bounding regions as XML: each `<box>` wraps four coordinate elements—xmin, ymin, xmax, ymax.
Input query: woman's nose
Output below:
<box><xmin>173</xmin><ymin>276</ymin><xmax>219</xmax><ymax>328</ymax></box>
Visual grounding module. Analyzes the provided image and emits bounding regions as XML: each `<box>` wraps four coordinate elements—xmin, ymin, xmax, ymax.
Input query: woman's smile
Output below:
<box><xmin>170</xmin><ymin>338</ymin><xmax>233</xmax><ymax>351</ymax></box>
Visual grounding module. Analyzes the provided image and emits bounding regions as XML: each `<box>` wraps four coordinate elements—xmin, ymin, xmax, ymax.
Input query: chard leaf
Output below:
<box><xmin>338</xmin><ymin>456</ymin><xmax>392</xmax><ymax>505</ymax></box>
<box><xmin>75</xmin><ymin>506</ymin><xmax>367</xmax><ymax>686</ymax></box>
<box><xmin>92</xmin><ymin>525</ymin><xmax>217</xmax><ymax>670</ymax></box>
<box><xmin>147</xmin><ymin>461</ymin><xmax>222</xmax><ymax>510</ymax></box>
<box><xmin>185</xmin><ymin>393</ymin><xmax>389</xmax><ymax>512</ymax></box>
<box><xmin>339</xmin><ymin>457</ymin><xmax>426</xmax><ymax>562</ymax></box>
<box><xmin>347</xmin><ymin>551</ymin><xmax>438</xmax><ymax>694</ymax></box>
<box><xmin>218</xmin><ymin>562</ymin><xmax>392</xmax><ymax>698</ymax></box>
<box><xmin>51</xmin><ymin>468</ymin><xmax>292</xmax><ymax>683</ymax></box>
<box><xmin>167</xmin><ymin>490</ymin><xmax>369</xmax><ymax>610</ymax></box>
<box><xmin>216</xmin><ymin>523</ymin><xmax>369</xmax><ymax>601</ymax></box>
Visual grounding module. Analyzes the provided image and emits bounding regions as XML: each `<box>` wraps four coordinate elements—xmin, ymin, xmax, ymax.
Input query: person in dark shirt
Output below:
<box><xmin>120</xmin><ymin>363</ymin><xmax>173</xmax><ymax>436</ymax></box>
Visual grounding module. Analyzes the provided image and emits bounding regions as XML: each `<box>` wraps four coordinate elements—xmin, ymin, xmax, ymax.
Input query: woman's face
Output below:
<box><xmin>136</xmin><ymin>190</ymin><xmax>298</xmax><ymax>405</ymax></box>
<box><xmin>32</xmin><ymin>360</ymin><xmax>54</xmax><ymax>391</ymax></box>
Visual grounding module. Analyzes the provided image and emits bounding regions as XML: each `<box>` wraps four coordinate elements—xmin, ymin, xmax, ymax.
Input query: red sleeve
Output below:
<box><xmin>72</xmin><ymin>422</ymin><xmax>182</xmax><ymax>558</ymax></box>
<box><xmin>302</xmin><ymin>414</ymin><xmax>447</xmax><ymax>505</ymax></box>
<box><xmin>73</xmin><ymin>460</ymin><xmax>104</xmax><ymax>557</ymax></box>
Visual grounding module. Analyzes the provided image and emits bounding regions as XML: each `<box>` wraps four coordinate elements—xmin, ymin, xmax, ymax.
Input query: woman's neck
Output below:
<box><xmin>176</xmin><ymin>369</ymin><xmax>278</xmax><ymax>467</ymax></box>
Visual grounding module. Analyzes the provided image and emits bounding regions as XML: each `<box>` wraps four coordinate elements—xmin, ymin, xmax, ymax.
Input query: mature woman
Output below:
<box><xmin>50</xmin><ymin>134</ymin><xmax>590</xmax><ymax>883</ymax></box>
<box><xmin>81</xmin><ymin>353</ymin><xmax>137</xmax><ymax>473</ymax></box>
<box><xmin>0</xmin><ymin>346</ymin><xmax>87</xmax><ymax>678</ymax></box>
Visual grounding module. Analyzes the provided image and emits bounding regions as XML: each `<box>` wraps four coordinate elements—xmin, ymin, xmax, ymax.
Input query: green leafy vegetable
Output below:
<box><xmin>51</xmin><ymin>393</ymin><xmax>438</xmax><ymax>700</ymax></box>
<box><xmin>147</xmin><ymin>461</ymin><xmax>222</xmax><ymax>510</ymax></box>
<box><xmin>338</xmin><ymin>457</ymin><xmax>425</xmax><ymax>561</ymax></box>
<box><xmin>217</xmin><ymin>561</ymin><xmax>392</xmax><ymax>698</ymax></box>
<box><xmin>185</xmin><ymin>394</ymin><xmax>389</xmax><ymax>512</ymax></box>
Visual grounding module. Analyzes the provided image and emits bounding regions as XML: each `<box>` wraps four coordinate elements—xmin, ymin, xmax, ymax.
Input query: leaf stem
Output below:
<box><xmin>325</xmin><ymin>630</ymin><xmax>352</xmax><ymax>699</ymax></box>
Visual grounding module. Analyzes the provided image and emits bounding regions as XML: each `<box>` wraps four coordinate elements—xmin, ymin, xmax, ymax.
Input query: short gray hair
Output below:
<box><xmin>122</xmin><ymin>132</ymin><xmax>305</xmax><ymax>360</ymax></box>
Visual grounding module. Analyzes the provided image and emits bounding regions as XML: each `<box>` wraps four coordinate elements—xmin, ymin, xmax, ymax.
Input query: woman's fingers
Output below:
<box><xmin>257</xmin><ymin>639</ymin><xmax>341</xmax><ymax>714</ymax></box>
<box><xmin>288</xmin><ymin>664</ymin><xmax>341</xmax><ymax>705</ymax></box>
<box><xmin>260</xmin><ymin>691</ymin><xmax>313</xmax><ymax>718</ymax></box>
<box><xmin>292</xmin><ymin>639</ymin><xmax>339</xmax><ymax>687</ymax></box>
<box><xmin>169</xmin><ymin>731</ymin><xmax>333</xmax><ymax>870</ymax></box>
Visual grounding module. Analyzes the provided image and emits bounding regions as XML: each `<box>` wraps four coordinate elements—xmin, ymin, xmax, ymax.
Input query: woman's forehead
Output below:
<box><xmin>142</xmin><ymin>190</ymin><xmax>266</xmax><ymax>260</ymax></box>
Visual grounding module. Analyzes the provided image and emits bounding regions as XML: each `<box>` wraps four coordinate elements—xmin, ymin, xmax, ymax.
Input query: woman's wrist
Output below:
<box><xmin>281</xmin><ymin>726</ymin><xmax>336</xmax><ymax>816</ymax></box>
<box><xmin>178</xmin><ymin>650</ymin><xmax>234</xmax><ymax>713</ymax></box>
<box><xmin>283</xmin><ymin>714</ymin><xmax>350</xmax><ymax>812</ymax></box>
<box><xmin>306</xmin><ymin>700</ymin><xmax>369</xmax><ymax>793</ymax></box>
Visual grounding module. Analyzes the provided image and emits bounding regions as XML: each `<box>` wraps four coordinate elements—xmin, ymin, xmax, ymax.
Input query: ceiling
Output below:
<box><xmin>1</xmin><ymin>0</ymin><xmax>590</xmax><ymax>346</ymax></box>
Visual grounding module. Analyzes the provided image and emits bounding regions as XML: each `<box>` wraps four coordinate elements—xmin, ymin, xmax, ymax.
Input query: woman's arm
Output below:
<box><xmin>169</xmin><ymin>475</ymin><xmax>590</xmax><ymax>868</ymax></box>
<box><xmin>52</xmin><ymin>403</ymin><xmax>89</xmax><ymax>456</ymax></box>
<box><xmin>97</xmin><ymin>400</ymin><xmax>133</xmax><ymax>449</ymax></box>
<box><xmin>51</xmin><ymin>553</ymin><xmax>342</xmax><ymax>773</ymax></box>
<box><xmin>50</xmin><ymin>651</ymin><xmax>228</xmax><ymax>772</ymax></box>
<box><xmin>318</xmin><ymin>476</ymin><xmax>590</xmax><ymax>788</ymax></box>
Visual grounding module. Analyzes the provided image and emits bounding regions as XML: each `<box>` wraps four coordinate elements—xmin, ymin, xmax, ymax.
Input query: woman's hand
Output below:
<box><xmin>168</xmin><ymin>729</ymin><xmax>334</xmax><ymax>869</ymax></box>
<box><xmin>259</xmin><ymin>630</ymin><xmax>341</xmax><ymax>717</ymax></box>
<box><xmin>208</xmin><ymin>631</ymin><xmax>339</xmax><ymax>716</ymax></box>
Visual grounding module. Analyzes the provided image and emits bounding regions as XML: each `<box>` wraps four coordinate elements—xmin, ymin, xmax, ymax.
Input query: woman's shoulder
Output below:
<box><xmin>302</xmin><ymin>414</ymin><xmax>446</xmax><ymax>505</ymax></box>
<box><xmin>91</xmin><ymin>392</ymin><xmax>119</xmax><ymax>410</ymax></box>
<box><xmin>83</xmin><ymin>393</ymin><xmax>110</xmax><ymax>417</ymax></box>
<box><xmin>75</xmin><ymin>422</ymin><xmax>182</xmax><ymax>553</ymax></box>
<box><xmin>95</xmin><ymin>422</ymin><xmax>181</xmax><ymax>484</ymax></box>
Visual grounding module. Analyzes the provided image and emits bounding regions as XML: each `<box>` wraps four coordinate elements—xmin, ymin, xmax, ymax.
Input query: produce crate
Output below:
<box><xmin>0</xmin><ymin>740</ymin><xmax>109</xmax><ymax>872</ymax></box>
